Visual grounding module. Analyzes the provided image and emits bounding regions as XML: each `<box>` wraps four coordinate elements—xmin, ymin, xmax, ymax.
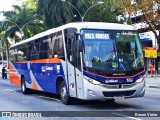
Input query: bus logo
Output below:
<box><xmin>105</xmin><ymin>79</ymin><xmax>118</xmax><ymax>83</ymax></box>
<box><xmin>41</xmin><ymin>66</ymin><xmax>53</xmax><ymax>72</ymax></box>
<box><xmin>70</xmin><ymin>82</ymin><xmax>75</xmax><ymax>92</ymax></box>
<box><xmin>42</xmin><ymin>66</ymin><xmax>46</xmax><ymax>72</ymax></box>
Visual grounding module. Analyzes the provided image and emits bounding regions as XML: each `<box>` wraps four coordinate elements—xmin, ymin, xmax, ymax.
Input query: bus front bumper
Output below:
<box><xmin>83</xmin><ymin>77</ymin><xmax>145</xmax><ymax>100</ymax></box>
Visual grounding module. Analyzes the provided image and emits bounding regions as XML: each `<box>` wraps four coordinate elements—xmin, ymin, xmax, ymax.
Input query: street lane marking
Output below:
<box><xmin>5</xmin><ymin>89</ymin><xmax>16</xmax><ymax>92</ymax></box>
<box><xmin>22</xmin><ymin>101</ymin><xmax>29</xmax><ymax>104</ymax></box>
<box><xmin>117</xmin><ymin>108</ymin><xmax>135</xmax><ymax>111</ymax></box>
<box><xmin>38</xmin><ymin>96</ymin><xmax>61</xmax><ymax>102</ymax></box>
<box><xmin>112</xmin><ymin>113</ymin><xmax>142</xmax><ymax>120</ymax></box>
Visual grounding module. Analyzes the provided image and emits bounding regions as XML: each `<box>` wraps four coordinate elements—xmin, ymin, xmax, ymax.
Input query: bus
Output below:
<box><xmin>9</xmin><ymin>22</ymin><xmax>145</xmax><ymax>105</ymax></box>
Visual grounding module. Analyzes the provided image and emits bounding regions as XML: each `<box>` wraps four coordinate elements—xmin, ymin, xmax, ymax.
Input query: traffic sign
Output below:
<box><xmin>144</xmin><ymin>47</ymin><xmax>157</xmax><ymax>58</ymax></box>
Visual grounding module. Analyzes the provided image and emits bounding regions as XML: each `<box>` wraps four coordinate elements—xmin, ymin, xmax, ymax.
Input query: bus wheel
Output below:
<box><xmin>21</xmin><ymin>77</ymin><xmax>30</xmax><ymax>94</ymax></box>
<box><xmin>60</xmin><ymin>82</ymin><xmax>72</xmax><ymax>105</ymax></box>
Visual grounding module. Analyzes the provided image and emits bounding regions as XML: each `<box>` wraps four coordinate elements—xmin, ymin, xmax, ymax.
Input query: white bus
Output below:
<box><xmin>9</xmin><ymin>22</ymin><xmax>145</xmax><ymax>104</ymax></box>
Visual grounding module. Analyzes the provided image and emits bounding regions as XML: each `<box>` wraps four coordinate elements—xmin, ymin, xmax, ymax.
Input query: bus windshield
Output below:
<box><xmin>81</xmin><ymin>29</ymin><xmax>144</xmax><ymax>75</ymax></box>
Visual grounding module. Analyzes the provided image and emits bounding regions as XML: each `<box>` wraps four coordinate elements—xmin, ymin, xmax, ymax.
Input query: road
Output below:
<box><xmin>0</xmin><ymin>77</ymin><xmax>160</xmax><ymax>120</ymax></box>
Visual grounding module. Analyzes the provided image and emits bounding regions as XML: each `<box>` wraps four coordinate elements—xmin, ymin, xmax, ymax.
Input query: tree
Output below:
<box><xmin>1</xmin><ymin>4</ymin><xmax>44</xmax><ymax>41</ymax></box>
<box><xmin>0</xmin><ymin>23</ymin><xmax>8</xmax><ymax>64</ymax></box>
<box><xmin>37</xmin><ymin>0</ymin><xmax>130</xmax><ymax>29</ymax></box>
<box><xmin>84</xmin><ymin>0</ymin><xmax>131</xmax><ymax>23</ymax></box>
<box><xmin>37</xmin><ymin>0</ymin><xmax>90</xmax><ymax>29</ymax></box>
<box><xmin>37</xmin><ymin>0</ymin><xmax>68</xmax><ymax>29</ymax></box>
<box><xmin>23</xmin><ymin>0</ymin><xmax>38</xmax><ymax>10</ymax></box>
<box><xmin>126</xmin><ymin>0</ymin><xmax>160</xmax><ymax>48</ymax></box>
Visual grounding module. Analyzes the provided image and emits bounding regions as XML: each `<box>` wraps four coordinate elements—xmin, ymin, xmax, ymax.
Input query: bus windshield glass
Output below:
<box><xmin>81</xmin><ymin>29</ymin><xmax>144</xmax><ymax>74</ymax></box>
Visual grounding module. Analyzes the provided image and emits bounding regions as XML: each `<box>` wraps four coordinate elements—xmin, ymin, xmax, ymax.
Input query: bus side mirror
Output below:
<box><xmin>78</xmin><ymin>39</ymin><xmax>84</xmax><ymax>52</ymax></box>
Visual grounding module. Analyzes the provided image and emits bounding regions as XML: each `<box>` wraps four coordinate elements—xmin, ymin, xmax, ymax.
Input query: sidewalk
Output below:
<box><xmin>145</xmin><ymin>76</ymin><xmax>160</xmax><ymax>89</ymax></box>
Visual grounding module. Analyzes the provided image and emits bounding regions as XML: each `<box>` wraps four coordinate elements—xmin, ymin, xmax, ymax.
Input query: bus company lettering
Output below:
<box><xmin>105</xmin><ymin>79</ymin><xmax>118</xmax><ymax>83</ymax></box>
<box><xmin>41</xmin><ymin>66</ymin><xmax>53</xmax><ymax>72</ymax></box>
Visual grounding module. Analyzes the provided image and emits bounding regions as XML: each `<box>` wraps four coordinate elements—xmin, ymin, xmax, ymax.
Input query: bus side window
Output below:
<box><xmin>67</xmin><ymin>38</ymin><xmax>72</xmax><ymax>62</ymax></box>
<box><xmin>10</xmin><ymin>48</ymin><xmax>17</xmax><ymax>63</ymax></box>
<box><xmin>30</xmin><ymin>40</ymin><xmax>40</xmax><ymax>60</ymax></box>
<box><xmin>53</xmin><ymin>38</ymin><xmax>65</xmax><ymax>60</ymax></box>
<box><xmin>39</xmin><ymin>37</ymin><xmax>48</xmax><ymax>59</ymax></box>
<box><xmin>17</xmin><ymin>44</ymin><xmax>28</xmax><ymax>62</ymax></box>
<box><xmin>64</xmin><ymin>28</ymin><xmax>81</xmax><ymax>70</ymax></box>
<box><xmin>27</xmin><ymin>42</ymin><xmax>33</xmax><ymax>61</ymax></box>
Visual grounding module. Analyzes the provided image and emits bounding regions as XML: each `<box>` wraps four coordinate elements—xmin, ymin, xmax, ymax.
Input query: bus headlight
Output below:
<box><xmin>136</xmin><ymin>76</ymin><xmax>145</xmax><ymax>83</ymax></box>
<box><xmin>84</xmin><ymin>76</ymin><xmax>101</xmax><ymax>85</ymax></box>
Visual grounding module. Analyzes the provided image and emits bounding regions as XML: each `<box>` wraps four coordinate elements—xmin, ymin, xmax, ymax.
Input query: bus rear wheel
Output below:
<box><xmin>60</xmin><ymin>82</ymin><xmax>72</xmax><ymax>105</ymax></box>
<box><xmin>21</xmin><ymin>77</ymin><xmax>30</xmax><ymax>94</ymax></box>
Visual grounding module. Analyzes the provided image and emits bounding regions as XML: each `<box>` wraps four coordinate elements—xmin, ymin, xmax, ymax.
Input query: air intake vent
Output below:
<box><xmin>103</xmin><ymin>90</ymin><xmax>136</xmax><ymax>97</ymax></box>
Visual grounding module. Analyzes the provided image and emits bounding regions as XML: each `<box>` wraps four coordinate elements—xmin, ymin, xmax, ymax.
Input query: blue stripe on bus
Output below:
<box><xmin>83</xmin><ymin>71</ymin><xmax>145</xmax><ymax>85</ymax></box>
<box><xmin>12</xmin><ymin>63</ymin><xmax>66</xmax><ymax>94</ymax></box>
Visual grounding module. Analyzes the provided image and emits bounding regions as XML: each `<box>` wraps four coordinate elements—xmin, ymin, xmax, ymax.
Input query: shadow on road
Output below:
<box><xmin>14</xmin><ymin>89</ymin><xmax>143</xmax><ymax>110</ymax></box>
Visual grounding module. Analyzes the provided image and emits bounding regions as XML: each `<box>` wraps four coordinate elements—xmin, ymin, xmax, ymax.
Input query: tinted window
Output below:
<box><xmin>30</xmin><ymin>39</ymin><xmax>40</xmax><ymax>60</ymax></box>
<box><xmin>39</xmin><ymin>36</ymin><xmax>48</xmax><ymax>59</ymax></box>
<box><xmin>47</xmin><ymin>31</ymin><xmax>65</xmax><ymax>59</ymax></box>
<box><xmin>10</xmin><ymin>48</ymin><xmax>17</xmax><ymax>62</ymax></box>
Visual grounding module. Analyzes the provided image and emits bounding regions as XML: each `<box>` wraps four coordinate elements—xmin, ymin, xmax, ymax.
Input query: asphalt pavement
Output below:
<box><xmin>145</xmin><ymin>75</ymin><xmax>160</xmax><ymax>89</ymax></box>
<box><xmin>1</xmin><ymin>74</ymin><xmax>160</xmax><ymax>120</ymax></box>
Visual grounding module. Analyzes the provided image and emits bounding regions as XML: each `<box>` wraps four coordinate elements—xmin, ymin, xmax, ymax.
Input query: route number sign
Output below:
<box><xmin>144</xmin><ymin>47</ymin><xmax>157</xmax><ymax>58</ymax></box>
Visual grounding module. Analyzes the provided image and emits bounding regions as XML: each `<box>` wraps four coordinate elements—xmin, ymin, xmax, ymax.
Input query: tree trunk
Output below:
<box><xmin>6</xmin><ymin>38</ymin><xmax>9</xmax><ymax>69</ymax></box>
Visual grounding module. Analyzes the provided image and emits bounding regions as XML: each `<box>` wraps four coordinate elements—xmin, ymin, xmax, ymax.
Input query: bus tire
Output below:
<box><xmin>21</xmin><ymin>77</ymin><xmax>30</xmax><ymax>94</ymax></box>
<box><xmin>60</xmin><ymin>81</ymin><xmax>72</xmax><ymax>105</ymax></box>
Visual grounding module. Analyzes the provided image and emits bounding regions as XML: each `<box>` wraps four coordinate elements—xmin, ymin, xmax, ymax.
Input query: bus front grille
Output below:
<box><xmin>102</xmin><ymin>90</ymin><xmax>136</xmax><ymax>97</ymax></box>
<box><xmin>100</xmin><ymin>83</ymin><xmax>136</xmax><ymax>89</ymax></box>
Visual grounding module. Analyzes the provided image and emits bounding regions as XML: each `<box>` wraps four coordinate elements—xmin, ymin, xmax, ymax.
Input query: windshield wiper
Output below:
<box><xmin>132</xmin><ymin>53</ymin><xmax>142</xmax><ymax>68</ymax></box>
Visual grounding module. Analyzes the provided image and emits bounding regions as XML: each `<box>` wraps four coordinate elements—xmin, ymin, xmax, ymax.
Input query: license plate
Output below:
<box><xmin>114</xmin><ymin>96</ymin><xmax>124</xmax><ymax>99</ymax></box>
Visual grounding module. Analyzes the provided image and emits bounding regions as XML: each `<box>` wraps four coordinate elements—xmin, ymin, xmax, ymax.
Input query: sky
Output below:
<box><xmin>0</xmin><ymin>0</ymin><xmax>21</xmax><ymax>20</ymax></box>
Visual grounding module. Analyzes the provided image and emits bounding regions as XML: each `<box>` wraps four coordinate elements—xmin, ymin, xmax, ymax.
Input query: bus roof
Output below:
<box><xmin>10</xmin><ymin>22</ymin><xmax>136</xmax><ymax>48</ymax></box>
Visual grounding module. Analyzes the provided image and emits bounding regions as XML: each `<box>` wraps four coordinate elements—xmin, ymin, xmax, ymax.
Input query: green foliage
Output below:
<box><xmin>1</xmin><ymin>3</ymin><xmax>45</xmax><ymax>41</ymax></box>
<box><xmin>22</xmin><ymin>0</ymin><xmax>38</xmax><ymax>10</ymax></box>
<box><xmin>1</xmin><ymin>0</ymin><xmax>131</xmax><ymax>40</ymax></box>
<box><xmin>85</xmin><ymin>0</ymin><xmax>129</xmax><ymax>23</ymax></box>
<box><xmin>37</xmin><ymin>0</ymin><xmax>90</xmax><ymax>29</ymax></box>
<box><xmin>37</xmin><ymin>0</ymin><xmax>129</xmax><ymax>29</ymax></box>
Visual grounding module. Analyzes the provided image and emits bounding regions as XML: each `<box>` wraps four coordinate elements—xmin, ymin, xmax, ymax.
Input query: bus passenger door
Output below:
<box><xmin>65</xmin><ymin>36</ymin><xmax>77</xmax><ymax>98</ymax></box>
<box><xmin>65</xmin><ymin>28</ymin><xmax>84</xmax><ymax>99</ymax></box>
